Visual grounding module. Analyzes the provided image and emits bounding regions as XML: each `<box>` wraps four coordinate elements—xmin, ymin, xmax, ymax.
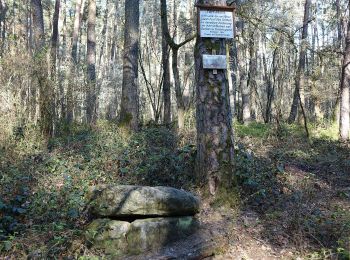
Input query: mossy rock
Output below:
<box><xmin>88</xmin><ymin>185</ymin><xmax>200</xmax><ymax>217</ymax></box>
<box><xmin>85</xmin><ymin>217</ymin><xmax>199</xmax><ymax>257</ymax></box>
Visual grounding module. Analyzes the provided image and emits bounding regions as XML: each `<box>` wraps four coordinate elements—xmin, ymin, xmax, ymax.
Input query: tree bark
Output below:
<box><xmin>86</xmin><ymin>0</ymin><xmax>97</xmax><ymax>124</ymax></box>
<box><xmin>340</xmin><ymin>1</ymin><xmax>350</xmax><ymax>141</ymax></box>
<box><xmin>120</xmin><ymin>0</ymin><xmax>140</xmax><ymax>130</ymax></box>
<box><xmin>195</xmin><ymin>0</ymin><xmax>235</xmax><ymax>195</ymax></box>
<box><xmin>288</xmin><ymin>0</ymin><xmax>311</xmax><ymax>123</ymax></box>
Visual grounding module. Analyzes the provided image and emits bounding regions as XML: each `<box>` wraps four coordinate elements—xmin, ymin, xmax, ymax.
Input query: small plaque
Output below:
<box><xmin>203</xmin><ymin>55</ymin><xmax>227</xmax><ymax>69</ymax></box>
<box><xmin>200</xmin><ymin>10</ymin><xmax>234</xmax><ymax>39</ymax></box>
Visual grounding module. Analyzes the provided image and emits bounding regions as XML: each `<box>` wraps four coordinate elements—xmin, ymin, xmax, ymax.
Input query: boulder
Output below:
<box><xmin>88</xmin><ymin>185</ymin><xmax>200</xmax><ymax>217</ymax></box>
<box><xmin>127</xmin><ymin>217</ymin><xmax>198</xmax><ymax>254</ymax></box>
<box><xmin>85</xmin><ymin>219</ymin><xmax>130</xmax><ymax>256</ymax></box>
<box><xmin>85</xmin><ymin>217</ymin><xmax>199</xmax><ymax>257</ymax></box>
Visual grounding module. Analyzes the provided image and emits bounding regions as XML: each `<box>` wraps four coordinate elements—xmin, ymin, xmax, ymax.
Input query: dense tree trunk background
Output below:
<box><xmin>0</xmin><ymin>0</ymin><xmax>348</xmax><ymax>141</ymax></box>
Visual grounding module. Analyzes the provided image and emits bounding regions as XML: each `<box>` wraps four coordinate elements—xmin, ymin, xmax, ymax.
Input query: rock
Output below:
<box><xmin>127</xmin><ymin>217</ymin><xmax>199</xmax><ymax>254</ymax></box>
<box><xmin>88</xmin><ymin>185</ymin><xmax>200</xmax><ymax>217</ymax></box>
<box><xmin>85</xmin><ymin>217</ymin><xmax>199</xmax><ymax>257</ymax></box>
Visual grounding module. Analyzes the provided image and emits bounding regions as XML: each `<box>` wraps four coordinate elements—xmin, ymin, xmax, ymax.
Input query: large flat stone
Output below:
<box><xmin>85</xmin><ymin>217</ymin><xmax>199</xmax><ymax>257</ymax></box>
<box><xmin>88</xmin><ymin>185</ymin><xmax>200</xmax><ymax>217</ymax></box>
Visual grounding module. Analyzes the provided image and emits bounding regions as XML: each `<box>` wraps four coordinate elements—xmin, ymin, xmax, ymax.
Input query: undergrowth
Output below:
<box><xmin>0</xmin><ymin>121</ymin><xmax>349</xmax><ymax>258</ymax></box>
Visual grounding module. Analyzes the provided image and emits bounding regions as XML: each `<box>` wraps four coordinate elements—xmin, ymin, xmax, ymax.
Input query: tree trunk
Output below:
<box><xmin>195</xmin><ymin>0</ymin><xmax>235</xmax><ymax>195</ymax></box>
<box><xmin>0</xmin><ymin>0</ymin><xmax>7</xmax><ymax>56</ymax></box>
<box><xmin>339</xmin><ymin>2</ymin><xmax>350</xmax><ymax>141</ymax></box>
<box><xmin>110</xmin><ymin>0</ymin><xmax>119</xmax><ymax>61</ymax></box>
<box><xmin>50</xmin><ymin>0</ymin><xmax>60</xmax><ymax>79</ymax></box>
<box><xmin>86</xmin><ymin>0</ymin><xmax>97</xmax><ymax>124</ymax></box>
<box><xmin>71</xmin><ymin>0</ymin><xmax>84</xmax><ymax>64</ymax></box>
<box><xmin>67</xmin><ymin>0</ymin><xmax>84</xmax><ymax>123</ymax></box>
<box><xmin>288</xmin><ymin>0</ymin><xmax>311</xmax><ymax>123</ymax></box>
<box><xmin>31</xmin><ymin>0</ymin><xmax>54</xmax><ymax>137</ymax></box>
<box><xmin>162</xmin><ymin>33</ymin><xmax>171</xmax><ymax>125</ymax></box>
<box><xmin>160</xmin><ymin>0</ymin><xmax>195</xmax><ymax>130</ymax></box>
<box><xmin>120</xmin><ymin>0</ymin><xmax>140</xmax><ymax>130</ymax></box>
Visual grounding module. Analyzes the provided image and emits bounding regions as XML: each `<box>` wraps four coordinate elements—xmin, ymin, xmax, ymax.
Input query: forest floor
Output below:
<box><xmin>0</xmin><ymin>121</ymin><xmax>349</xmax><ymax>259</ymax></box>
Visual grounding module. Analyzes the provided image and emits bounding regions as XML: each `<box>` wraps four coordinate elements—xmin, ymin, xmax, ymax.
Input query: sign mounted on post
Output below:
<box><xmin>196</xmin><ymin>4</ymin><xmax>235</xmax><ymax>39</ymax></box>
<box><xmin>200</xmin><ymin>10</ymin><xmax>233</xmax><ymax>39</ymax></box>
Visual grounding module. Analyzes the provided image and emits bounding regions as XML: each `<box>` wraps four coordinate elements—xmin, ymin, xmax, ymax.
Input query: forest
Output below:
<box><xmin>0</xmin><ymin>0</ymin><xmax>349</xmax><ymax>259</ymax></box>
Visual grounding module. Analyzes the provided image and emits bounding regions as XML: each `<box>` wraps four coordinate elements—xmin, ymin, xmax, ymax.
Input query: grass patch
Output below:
<box><xmin>235</xmin><ymin>122</ymin><xmax>272</xmax><ymax>138</ymax></box>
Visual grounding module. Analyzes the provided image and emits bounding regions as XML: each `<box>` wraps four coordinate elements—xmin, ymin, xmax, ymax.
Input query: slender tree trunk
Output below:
<box><xmin>195</xmin><ymin>0</ymin><xmax>235</xmax><ymax>195</ymax></box>
<box><xmin>288</xmin><ymin>0</ymin><xmax>311</xmax><ymax>123</ymax></box>
<box><xmin>58</xmin><ymin>0</ymin><xmax>66</xmax><ymax>119</ymax></box>
<box><xmin>50</xmin><ymin>0</ymin><xmax>60</xmax><ymax>79</ymax></box>
<box><xmin>66</xmin><ymin>0</ymin><xmax>84</xmax><ymax>123</ymax></box>
<box><xmin>332</xmin><ymin>0</ymin><xmax>343</xmax><ymax>122</ymax></box>
<box><xmin>161</xmin><ymin>22</ymin><xmax>171</xmax><ymax>125</ymax></box>
<box><xmin>340</xmin><ymin>2</ymin><xmax>350</xmax><ymax>141</ymax></box>
<box><xmin>31</xmin><ymin>0</ymin><xmax>54</xmax><ymax>137</ymax></box>
<box><xmin>71</xmin><ymin>0</ymin><xmax>84</xmax><ymax>64</ymax></box>
<box><xmin>0</xmin><ymin>0</ymin><xmax>7</xmax><ymax>56</ymax></box>
<box><xmin>229</xmin><ymin>12</ymin><xmax>238</xmax><ymax>124</ymax></box>
<box><xmin>247</xmin><ymin>32</ymin><xmax>257</xmax><ymax>122</ymax></box>
<box><xmin>120</xmin><ymin>0</ymin><xmax>140</xmax><ymax>130</ymax></box>
<box><xmin>110</xmin><ymin>0</ymin><xmax>119</xmax><ymax>61</ymax></box>
<box><xmin>160</xmin><ymin>0</ymin><xmax>195</xmax><ymax>129</ymax></box>
<box><xmin>86</xmin><ymin>0</ymin><xmax>97</xmax><ymax>124</ymax></box>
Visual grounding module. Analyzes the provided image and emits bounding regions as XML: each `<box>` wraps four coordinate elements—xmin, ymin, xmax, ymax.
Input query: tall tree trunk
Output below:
<box><xmin>247</xmin><ymin>32</ymin><xmax>257</xmax><ymax>122</ymax></box>
<box><xmin>288</xmin><ymin>0</ymin><xmax>311</xmax><ymax>123</ymax></box>
<box><xmin>160</xmin><ymin>0</ymin><xmax>195</xmax><ymax>129</ymax></box>
<box><xmin>229</xmin><ymin>11</ymin><xmax>238</xmax><ymax>124</ymax></box>
<box><xmin>71</xmin><ymin>0</ymin><xmax>84</xmax><ymax>64</ymax></box>
<box><xmin>66</xmin><ymin>0</ymin><xmax>84</xmax><ymax>123</ymax></box>
<box><xmin>195</xmin><ymin>0</ymin><xmax>235</xmax><ymax>195</ymax></box>
<box><xmin>339</xmin><ymin>2</ymin><xmax>350</xmax><ymax>141</ymax></box>
<box><xmin>0</xmin><ymin>0</ymin><xmax>7</xmax><ymax>56</ymax></box>
<box><xmin>161</xmin><ymin>25</ymin><xmax>171</xmax><ymax>125</ymax></box>
<box><xmin>31</xmin><ymin>0</ymin><xmax>54</xmax><ymax>137</ymax></box>
<box><xmin>120</xmin><ymin>0</ymin><xmax>140</xmax><ymax>130</ymax></box>
<box><xmin>50</xmin><ymin>0</ymin><xmax>60</xmax><ymax>79</ymax></box>
<box><xmin>332</xmin><ymin>0</ymin><xmax>343</xmax><ymax>122</ymax></box>
<box><xmin>110</xmin><ymin>0</ymin><xmax>119</xmax><ymax>62</ymax></box>
<box><xmin>86</xmin><ymin>0</ymin><xmax>97</xmax><ymax>124</ymax></box>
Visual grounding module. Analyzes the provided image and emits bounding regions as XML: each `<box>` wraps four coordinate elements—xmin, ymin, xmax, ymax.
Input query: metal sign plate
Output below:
<box><xmin>200</xmin><ymin>10</ymin><xmax>234</xmax><ymax>39</ymax></box>
<box><xmin>203</xmin><ymin>55</ymin><xmax>227</xmax><ymax>69</ymax></box>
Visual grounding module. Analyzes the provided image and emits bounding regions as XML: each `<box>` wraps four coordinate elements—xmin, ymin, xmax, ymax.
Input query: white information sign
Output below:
<box><xmin>200</xmin><ymin>10</ymin><xmax>234</xmax><ymax>39</ymax></box>
<box><xmin>203</xmin><ymin>55</ymin><xmax>227</xmax><ymax>69</ymax></box>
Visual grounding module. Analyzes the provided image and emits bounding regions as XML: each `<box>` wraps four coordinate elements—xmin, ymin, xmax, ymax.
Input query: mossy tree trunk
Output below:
<box><xmin>195</xmin><ymin>0</ymin><xmax>235</xmax><ymax>195</ymax></box>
